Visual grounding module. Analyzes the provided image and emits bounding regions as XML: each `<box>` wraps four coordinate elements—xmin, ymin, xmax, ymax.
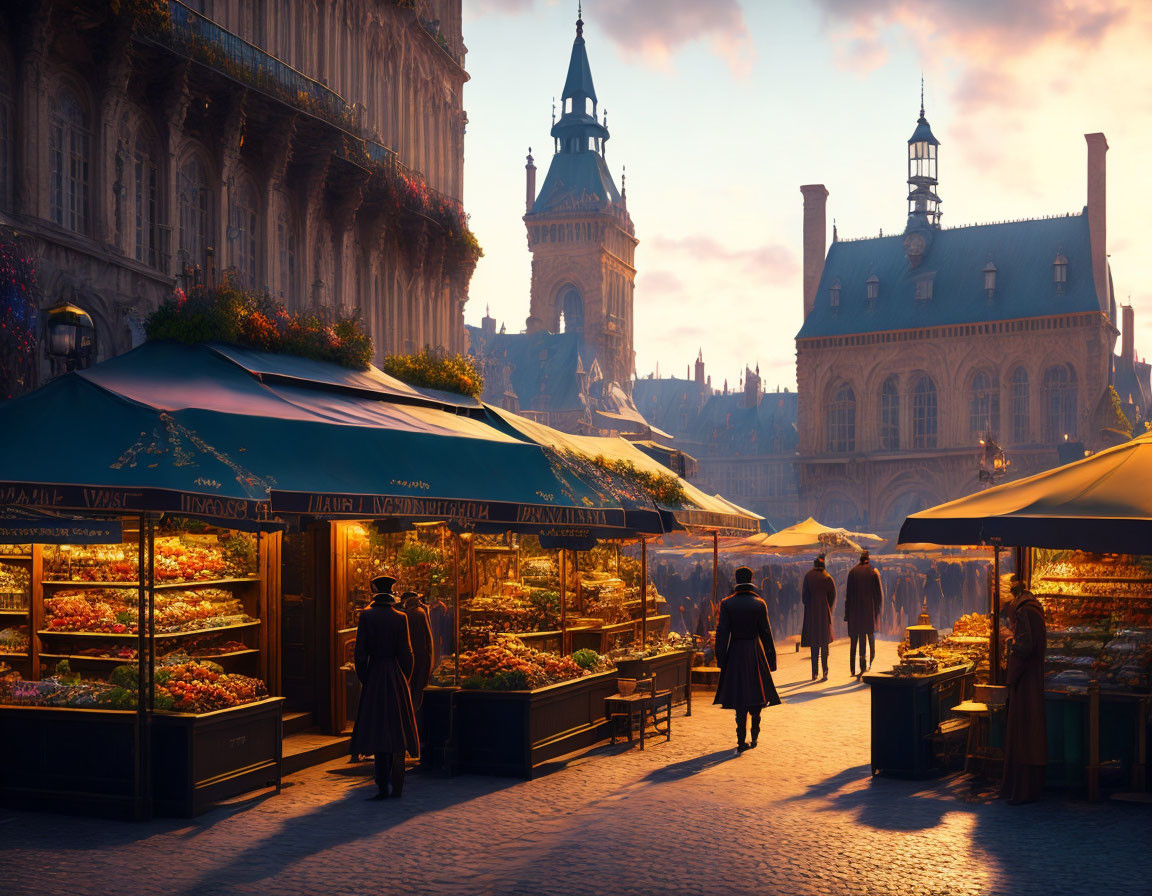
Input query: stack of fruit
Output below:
<box><xmin>44</xmin><ymin>591</ymin><xmax>136</xmax><ymax>632</ymax></box>
<box><xmin>0</xmin><ymin>626</ymin><xmax>27</xmax><ymax>653</ymax></box>
<box><xmin>431</xmin><ymin>636</ymin><xmax>595</xmax><ymax>691</ymax></box>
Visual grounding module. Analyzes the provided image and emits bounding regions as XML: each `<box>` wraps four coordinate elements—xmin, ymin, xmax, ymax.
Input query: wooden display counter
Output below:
<box><xmin>0</xmin><ymin>697</ymin><xmax>284</xmax><ymax>818</ymax></box>
<box><xmin>863</xmin><ymin>666</ymin><xmax>973</xmax><ymax>778</ymax></box>
<box><xmin>421</xmin><ymin>670</ymin><xmax>619</xmax><ymax>778</ymax></box>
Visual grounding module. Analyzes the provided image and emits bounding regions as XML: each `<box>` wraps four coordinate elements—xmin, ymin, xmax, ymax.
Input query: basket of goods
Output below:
<box><xmin>617</xmin><ymin>678</ymin><xmax>637</xmax><ymax>696</ymax></box>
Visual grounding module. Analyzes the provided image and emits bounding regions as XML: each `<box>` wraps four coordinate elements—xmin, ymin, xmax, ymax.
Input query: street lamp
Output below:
<box><xmin>978</xmin><ymin>436</ymin><xmax>1009</xmax><ymax>485</ymax></box>
<box><xmin>44</xmin><ymin>302</ymin><xmax>95</xmax><ymax>372</ymax></box>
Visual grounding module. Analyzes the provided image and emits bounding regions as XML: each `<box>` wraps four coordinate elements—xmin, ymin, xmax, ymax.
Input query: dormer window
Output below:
<box><xmin>866</xmin><ymin>275</ymin><xmax>879</xmax><ymax>301</ymax></box>
<box><xmin>915</xmin><ymin>276</ymin><xmax>934</xmax><ymax>302</ymax></box>
<box><xmin>829</xmin><ymin>279</ymin><xmax>841</xmax><ymax>309</ymax></box>
<box><xmin>1054</xmin><ymin>252</ymin><xmax>1067</xmax><ymax>291</ymax></box>
<box><xmin>983</xmin><ymin>261</ymin><xmax>997</xmax><ymax>297</ymax></box>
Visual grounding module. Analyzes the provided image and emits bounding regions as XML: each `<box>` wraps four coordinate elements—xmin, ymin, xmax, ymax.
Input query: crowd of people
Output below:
<box><xmin>653</xmin><ymin>553</ymin><xmax>991</xmax><ymax>641</ymax></box>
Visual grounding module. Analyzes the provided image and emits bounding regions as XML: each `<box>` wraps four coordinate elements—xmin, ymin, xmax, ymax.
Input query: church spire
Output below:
<box><xmin>551</xmin><ymin>5</ymin><xmax>608</xmax><ymax>156</ymax></box>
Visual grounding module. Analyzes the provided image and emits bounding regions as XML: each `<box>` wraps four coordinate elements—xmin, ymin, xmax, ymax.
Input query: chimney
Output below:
<box><xmin>1085</xmin><ymin>133</ymin><xmax>1108</xmax><ymax>314</ymax></box>
<box><xmin>694</xmin><ymin>349</ymin><xmax>705</xmax><ymax>385</ymax></box>
<box><xmin>525</xmin><ymin>148</ymin><xmax>537</xmax><ymax>214</ymax></box>
<box><xmin>801</xmin><ymin>184</ymin><xmax>829</xmax><ymax>319</ymax></box>
<box><xmin>1123</xmin><ymin>304</ymin><xmax>1134</xmax><ymax>361</ymax></box>
<box><xmin>744</xmin><ymin>365</ymin><xmax>761</xmax><ymax>408</ymax></box>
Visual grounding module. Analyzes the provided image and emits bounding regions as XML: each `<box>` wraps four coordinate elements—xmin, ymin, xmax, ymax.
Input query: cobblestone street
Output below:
<box><xmin>3</xmin><ymin>639</ymin><xmax>1150</xmax><ymax>896</ymax></box>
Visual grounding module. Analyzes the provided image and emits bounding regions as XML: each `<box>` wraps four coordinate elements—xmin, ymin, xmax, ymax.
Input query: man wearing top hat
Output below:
<box><xmin>351</xmin><ymin>575</ymin><xmax>420</xmax><ymax>799</ymax></box>
<box><xmin>400</xmin><ymin>590</ymin><xmax>435</xmax><ymax>713</ymax></box>
<box><xmin>845</xmin><ymin>550</ymin><xmax>883</xmax><ymax>678</ymax></box>
<box><xmin>801</xmin><ymin>554</ymin><xmax>836</xmax><ymax>681</ymax></box>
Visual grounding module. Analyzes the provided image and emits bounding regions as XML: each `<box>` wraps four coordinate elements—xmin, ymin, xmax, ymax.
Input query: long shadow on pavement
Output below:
<box><xmin>639</xmin><ymin>748</ymin><xmax>740</xmax><ymax>784</ymax></box>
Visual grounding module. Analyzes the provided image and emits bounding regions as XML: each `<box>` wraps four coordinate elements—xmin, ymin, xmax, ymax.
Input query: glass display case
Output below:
<box><xmin>1032</xmin><ymin>549</ymin><xmax>1152</xmax><ymax>694</ymax></box>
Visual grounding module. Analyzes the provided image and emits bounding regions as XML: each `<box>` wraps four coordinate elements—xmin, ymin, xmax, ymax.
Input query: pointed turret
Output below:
<box><xmin>551</xmin><ymin>11</ymin><xmax>609</xmax><ymax>155</ymax></box>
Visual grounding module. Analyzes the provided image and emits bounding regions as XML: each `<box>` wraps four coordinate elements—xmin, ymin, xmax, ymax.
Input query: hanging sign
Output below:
<box><xmin>0</xmin><ymin>517</ymin><xmax>123</xmax><ymax>545</ymax></box>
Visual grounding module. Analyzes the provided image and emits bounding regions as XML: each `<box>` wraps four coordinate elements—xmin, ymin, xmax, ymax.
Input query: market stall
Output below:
<box><xmin>895</xmin><ymin>434</ymin><xmax>1152</xmax><ymax>794</ymax></box>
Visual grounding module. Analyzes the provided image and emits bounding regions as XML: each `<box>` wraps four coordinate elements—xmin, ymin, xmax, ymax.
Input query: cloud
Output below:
<box><xmin>814</xmin><ymin>0</ymin><xmax>1134</xmax><ymax>112</ymax></box>
<box><xmin>464</xmin><ymin>0</ymin><xmax>535</xmax><ymax>19</ymax></box>
<box><xmin>638</xmin><ymin>269</ymin><xmax>685</xmax><ymax>295</ymax></box>
<box><xmin>650</xmin><ymin>235</ymin><xmax>798</xmax><ymax>280</ymax></box>
<box><xmin>596</xmin><ymin>0</ymin><xmax>755</xmax><ymax>79</ymax></box>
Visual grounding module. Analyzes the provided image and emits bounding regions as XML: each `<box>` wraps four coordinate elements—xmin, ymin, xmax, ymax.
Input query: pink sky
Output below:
<box><xmin>461</xmin><ymin>0</ymin><xmax>1152</xmax><ymax>390</ymax></box>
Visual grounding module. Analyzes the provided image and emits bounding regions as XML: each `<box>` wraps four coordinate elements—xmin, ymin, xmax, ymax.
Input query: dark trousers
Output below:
<box><xmin>736</xmin><ymin>706</ymin><xmax>762</xmax><ymax>745</ymax></box>
<box><xmin>373</xmin><ymin>752</ymin><xmax>405</xmax><ymax>797</ymax></box>
<box><xmin>849</xmin><ymin>633</ymin><xmax>875</xmax><ymax>672</ymax></box>
<box><xmin>810</xmin><ymin>644</ymin><xmax>829</xmax><ymax>677</ymax></box>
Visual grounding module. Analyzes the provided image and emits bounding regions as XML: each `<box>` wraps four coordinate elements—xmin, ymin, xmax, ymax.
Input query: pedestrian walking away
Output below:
<box><xmin>713</xmin><ymin>566</ymin><xmax>781</xmax><ymax>751</ymax></box>
<box><xmin>350</xmin><ymin>575</ymin><xmax>420</xmax><ymax>800</ymax></box>
<box><xmin>401</xmin><ymin>590</ymin><xmax>435</xmax><ymax>713</ymax></box>
<box><xmin>1001</xmin><ymin>575</ymin><xmax>1047</xmax><ymax>804</ymax></box>
<box><xmin>801</xmin><ymin>554</ymin><xmax>836</xmax><ymax>680</ymax></box>
<box><xmin>844</xmin><ymin>550</ymin><xmax>883</xmax><ymax>678</ymax></box>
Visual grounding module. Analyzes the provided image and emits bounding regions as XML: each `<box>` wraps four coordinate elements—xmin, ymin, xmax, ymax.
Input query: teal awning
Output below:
<box><xmin>0</xmin><ymin>342</ymin><xmax>669</xmax><ymax>537</ymax></box>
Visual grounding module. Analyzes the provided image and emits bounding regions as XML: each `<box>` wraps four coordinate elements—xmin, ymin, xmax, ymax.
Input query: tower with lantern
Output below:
<box><xmin>903</xmin><ymin>85</ymin><xmax>941</xmax><ymax>268</ymax></box>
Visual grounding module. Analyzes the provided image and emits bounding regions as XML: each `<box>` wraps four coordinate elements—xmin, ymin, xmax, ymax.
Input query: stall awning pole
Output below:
<box><xmin>991</xmin><ymin>541</ymin><xmax>1001</xmax><ymax>687</ymax></box>
<box><xmin>641</xmin><ymin>536</ymin><xmax>648</xmax><ymax>645</ymax></box>
<box><xmin>560</xmin><ymin>550</ymin><xmax>568</xmax><ymax>653</ymax></box>
<box><xmin>453</xmin><ymin>536</ymin><xmax>462</xmax><ymax>688</ymax></box>
<box><xmin>712</xmin><ymin>531</ymin><xmax>719</xmax><ymax>605</ymax></box>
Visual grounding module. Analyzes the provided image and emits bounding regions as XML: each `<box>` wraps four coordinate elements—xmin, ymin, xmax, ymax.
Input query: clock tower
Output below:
<box><xmin>523</xmin><ymin>10</ymin><xmax>638</xmax><ymax>388</ymax></box>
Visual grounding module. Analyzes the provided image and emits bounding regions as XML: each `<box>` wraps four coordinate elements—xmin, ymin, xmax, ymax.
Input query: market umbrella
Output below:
<box><xmin>759</xmin><ymin>517</ymin><xmax>882</xmax><ymax>550</ymax></box>
<box><xmin>898</xmin><ymin>431</ymin><xmax>1152</xmax><ymax>553</ymax></box>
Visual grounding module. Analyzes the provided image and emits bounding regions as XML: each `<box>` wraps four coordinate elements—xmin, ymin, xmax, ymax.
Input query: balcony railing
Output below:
<box><xmin>143</xmin><ymin>2</ymin><xmax>465</xmax><ymax>216</ymax></box>
<box><xmin>159</xmin><ymin>1</ymin><xmax>353</xmax><ymax>132</ymax></box>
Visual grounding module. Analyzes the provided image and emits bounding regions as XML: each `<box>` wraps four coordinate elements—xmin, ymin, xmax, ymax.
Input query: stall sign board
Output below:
<box><xmin>0</xmin><ymin>517</ymin><xmax>123</xmax><ymax>545</ymax></box>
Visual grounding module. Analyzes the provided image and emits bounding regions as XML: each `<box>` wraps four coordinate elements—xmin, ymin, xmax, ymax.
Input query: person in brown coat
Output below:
<box><xmin>401</xmin><ymin>591</ymin><xmax>434</xmax><ymax>712</ymax></box>
<box><xmin>801</xmin><ymin>555</ymin><xmax>836</xmax><ymax>681</ymax></box>
<box><xmin>845</xmin><ymin>551</ymin><xmax>883</xmax><ymax>678</ymax></box>
<box><xmin>1001</xmin><ymin>576</ymin><xmax>1047</xmax><ymax>804</ymax></box>
<box><xmin>713</xmin><ymin>566</ymin><xmax>780</xmax><ymax>751</ymax></box>
<box><xmin>351</xmin><ymin>576</ymin><xmax>420</xmax><ymax>800</ymax></box>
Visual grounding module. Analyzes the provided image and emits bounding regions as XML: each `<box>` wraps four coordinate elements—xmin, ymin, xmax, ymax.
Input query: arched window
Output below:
<box><xmin>133</xmin><ymin>129</ymin><xmax>160</xmax><ymax>268</ymax></box>
<box><xmin>826</xmin><ymin>382</ymin><xmax>855</xmax><ymax>453</ymax></box>
<box><xmin>229</xmin><ymin>174</ymin><xmax>260</xmax><ymax>289</ymax></box>
<box><xmin>0</xmin><ymin>48</ymin><xmax>12</xmax><ymax>211</ymax></box>
<box><xmin>1011</xmin><ymin>367</ymin><xmax>1029</xmax><ymax>443</ymax></box>
<box><xmin>561</xmin><ymin>286</ymin><xmax>584</xmax><ymax>334</ymax></box>
<box><xmin>912</xmin><ymin>375</ymin><xmax>937</xmax><ymax>449</ymax></box>
<box><xmin>177</xmin><ymin>152</ymin><xmax>214</xmax><ymax>275</ymax></box>
<box><xmin>969</xmin><ymin>370</ymin><xmax>1000</xmax><ymax>437</ymax></box>
<box><xmin>275</xmin><ymin>194</ymin><xmax>299</xmax><ymax>307</ymax></box>
<box><xmin>50</xmin><ymin>86</ymin><xmax>91</xmax><ymax>234</ymax></box>
<box><xmin>1043</xmin><ymin>364</ymin><xmax>1078</xmax><ymax>442</ymax></box>
<box><xmin>880</xmin><ymin>375</ymin><xmax>899</xmax><ymax>450</ymax></box>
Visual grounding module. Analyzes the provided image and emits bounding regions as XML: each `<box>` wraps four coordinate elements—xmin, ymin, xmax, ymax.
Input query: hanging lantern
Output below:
<box><xmin>44</xmin><ymin>302</ymin><xmax>95</xmax><ymax>370</ymax></box>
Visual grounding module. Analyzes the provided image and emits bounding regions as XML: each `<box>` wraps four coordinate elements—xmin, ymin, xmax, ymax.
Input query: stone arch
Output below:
<box><xmin>175</xmin><ymin>139</ymin><xmax>217</xmax><ymax>276</ymax></box>
<box><xmin>876</xmin><ymin>478</ymin><xmax>942</xmax><ymax>530</ymax></box>
<box><xmin>552</xmin><ymin>280</ymin><xmax>585</xmax><ymax>335</ymax></box>
<box><xmin>816</xmin><ymin>490</ymin><xmax>863</xmax><ymax>530</ymax></box>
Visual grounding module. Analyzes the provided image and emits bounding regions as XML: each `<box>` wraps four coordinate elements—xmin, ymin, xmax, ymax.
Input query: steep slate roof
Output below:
<box><xmin>797</xmin><ymin>211</ymin><xmax>1104</xmax><ymax>339</ymax></box>
<box><xmin>530</xmin><ymin>151</ymin><xmax>622</xmax><ymax>215</ymax></box>
<box><xmin>632</xmin><ymin>379</ymin><xmax>799</xmax><ymax>458</ymax></box>
<box><xmin>467</xmin><ymin>326</ymin><xmax>586</xmax><ymax>412</ymax></box>
<box><xmin>562</xmin><ymin>25</ymin><xmax>597</xmax><ymax>103</ymax></box>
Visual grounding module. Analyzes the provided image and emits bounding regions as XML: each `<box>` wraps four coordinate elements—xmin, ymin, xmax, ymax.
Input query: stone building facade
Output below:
<box><xmin>0</xmin><ymin>0</ymin><xmax>473</xmax><ymax>379</ymax></box>
<box><xmin>795</xmin><ymin>106</ymin><xmax>1143</xmax><ymax>535</ymax></box>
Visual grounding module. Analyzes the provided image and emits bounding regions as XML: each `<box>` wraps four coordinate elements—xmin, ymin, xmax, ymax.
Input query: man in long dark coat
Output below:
<box><xmin>1001</xmin><ymin>576</ymin><xmax>1047</xmax><ymax>804</ymax></box>
<box><xmin>801</xmin><ymin>555</ymin><xmax>836</xmax><ymax>681</ymax></box>
<box><xmin>844</xmin><ymin>550</ymin><xmax>883</xmax><ymax>677</ymax></box>
<box><xmin>351</xmin><ymin>576</ymin><xmax>419</xmax><ymax>800</ymax></box>
<box><xmin>713</xmin><ymin>566</ymin><xmax>780</xmax><ymax>751</ymax></box>
<box><xmin>401</xmin><ymin>591</ymin><xmax>434</xmax><ymax>712</ymax></box>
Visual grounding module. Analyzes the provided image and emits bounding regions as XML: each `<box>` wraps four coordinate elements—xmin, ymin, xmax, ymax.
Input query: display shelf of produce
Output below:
<box><xmin>0</xmin><ymin>555</ymin><xmax>31</xmax><ymax>560</ymax></box>
<box><xmin>1041</xmin><ymin>576</ymin><xmax>1152</xmax><ymax>583</ymax></box>
<box><xmin>0</xmin><ymin>651</ymin><xmax>28</xmax><ymax>658</ymax></box>
<box><xmin>0</xmin><ymin>608</ymin><xmax>29</xmax><ymax>616</ymax></box>
<box><xmin>41</xmin><ymin>581</ymin><xmax>140</xmax><ymax>588</ymax></box>
<box><xmin>38</xmin><ymin>621</ymin><xmax>261</xmax><ymax>639</ymax></box>
<box><xmin>39</xmin><ymin>653</ymin><xmax>138</xmax><ymax>663</ymax></box>
<box><xmin>154</xmin><ymin>577</ymin><xmax>260</xmax><ymax>590</ymax></box>
<box><xmin>40</xmin><ymin>577</ymin><xmax>259</xmax><ymax>589</ymax></box>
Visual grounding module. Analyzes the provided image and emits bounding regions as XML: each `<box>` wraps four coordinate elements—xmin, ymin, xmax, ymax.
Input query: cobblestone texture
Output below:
<box><xmin>2</xmin><ymin>640</ymin><xmax>1151</xmax><ymax>895</ymax></box>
